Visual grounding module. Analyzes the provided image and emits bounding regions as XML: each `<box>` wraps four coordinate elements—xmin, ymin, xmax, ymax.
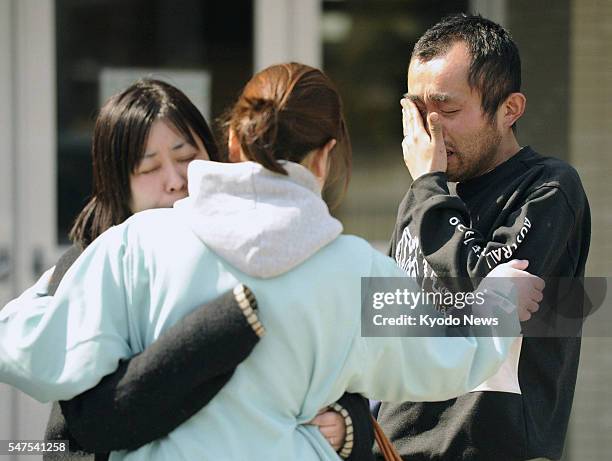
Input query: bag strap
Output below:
<box><xmin>370</xmin><ymin>415</ymin><xmax>403</xmax><ymax>461</ymax></box>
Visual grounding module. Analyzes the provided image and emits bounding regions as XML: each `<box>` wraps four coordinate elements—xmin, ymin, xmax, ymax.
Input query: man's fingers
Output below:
<box><xmin>401</xmin><ymin>98</ymin><xmax>426</xmax><ymax>137</ymax></box>
<box><xmin>427</xmin><ymin>112</ymin><xmax>444</xmax><ymax>144</ymax></box>
<box><xmin>400</xmin><ymin>97</ymin><xmax>448</xmax><ymax>177</ymax></box>
<box><xmin>401</xmin><ymin>98</ymin><xmax>412</xmax><ymax>136</ymax></box>
<box><xmin>410</xmin><ymin>101</ymin><xmax>426</xmax><ymax>135</ymax></box>
<box><xmin>402</xmin><ymin>109</ymin><xmax>410</xmax><ymax>137</ymax></box>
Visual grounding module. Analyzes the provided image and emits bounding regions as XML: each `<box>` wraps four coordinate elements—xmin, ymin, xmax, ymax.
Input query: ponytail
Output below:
<box><xmin>223</xmin><ymin>62</ymin><xmax>352</xmax><ymax>204</ymax></box>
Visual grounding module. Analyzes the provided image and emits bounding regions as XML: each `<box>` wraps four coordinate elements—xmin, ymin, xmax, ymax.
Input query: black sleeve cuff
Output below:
<box><xmin>333</xmin><ymin>393</ymin><xmax>376</xmax><ymax>461</ymax></box>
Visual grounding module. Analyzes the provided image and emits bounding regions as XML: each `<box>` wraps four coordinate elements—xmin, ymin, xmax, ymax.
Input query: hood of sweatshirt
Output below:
<box><xmin>174</xmin><ymin>160</ymin><xmax>343</xmax><ymax>279</ymax></box>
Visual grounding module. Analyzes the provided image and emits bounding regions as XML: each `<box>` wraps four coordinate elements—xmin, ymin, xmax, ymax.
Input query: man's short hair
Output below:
<box><xmin>412</xmin><ymin>13</ymin><xmax>521</xmax><ymax>122</ymax></box>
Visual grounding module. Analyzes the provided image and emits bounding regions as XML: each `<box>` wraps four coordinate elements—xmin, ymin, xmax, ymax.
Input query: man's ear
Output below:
<box><xmin>501</xmin><ymin>92</ymin><xmax>526</xmax><ymax>129</ymax></box>
<box><xmin>311</xmin><ymin>138</ymin><xmax>337</xmax><ymax>181</ymax></box>
<box><xmin>228</xmin><ymin>129</ymin><xmax>243</xmax><ymax>163</ymax></box>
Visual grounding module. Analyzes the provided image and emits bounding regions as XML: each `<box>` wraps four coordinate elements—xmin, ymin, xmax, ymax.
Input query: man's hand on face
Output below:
<box><xmin>401</xmin><ymin>97</ymin><xmax>447</xmax><ymax>180</ymax></box>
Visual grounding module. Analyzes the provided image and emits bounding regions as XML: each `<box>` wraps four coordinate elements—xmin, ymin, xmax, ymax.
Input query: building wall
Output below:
<box><xmin>508</xmin><ymin>0</ymin><xmax>571</xmax><ymax>161</ymax></box>
<box><xmin>567</xmin><ymin>0</ymin><xmax>612</xmax><ymax>459</ymax></box>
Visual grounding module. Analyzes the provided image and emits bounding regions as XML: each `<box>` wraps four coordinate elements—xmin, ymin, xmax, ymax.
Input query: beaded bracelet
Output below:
<box><xmin>233</xmin><ymin>284</ymin><xmax>265</xmax><ymax>338</ymax></box>
<box><xmin>330</xmin><ymin>402</ymin><xmax>354</xmax><ymax>459</ymax></box>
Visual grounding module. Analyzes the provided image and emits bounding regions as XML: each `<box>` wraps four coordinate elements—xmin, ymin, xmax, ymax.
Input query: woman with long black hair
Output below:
<box><xmin>3</xmin><ymin>78</ymin><xmax>367</xmax><ymax>460</ymax></box>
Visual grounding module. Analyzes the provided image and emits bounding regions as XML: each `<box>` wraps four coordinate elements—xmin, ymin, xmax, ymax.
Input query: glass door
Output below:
<box><xmin>55</xmin><ymin>0</ymin><xmax>255</xmax><ymax>244</ymax></box>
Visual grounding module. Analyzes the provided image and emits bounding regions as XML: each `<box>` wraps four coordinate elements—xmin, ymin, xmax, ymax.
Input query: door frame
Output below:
<box><xmin>0</xmin><ymin>0</ymin><xmax>56</xmax><ymax>453</ymax></box>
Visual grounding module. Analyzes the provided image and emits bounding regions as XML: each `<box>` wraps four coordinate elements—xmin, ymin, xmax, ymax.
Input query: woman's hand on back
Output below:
<box><xmin>308</xmin><ymin>407</ymin><xmax>346</xmax><ymax>451</ymax></box>
<box><xmin>485</xmin><ymin>259</ymin><xmax>544</xmax><ymax>322</ymax></box>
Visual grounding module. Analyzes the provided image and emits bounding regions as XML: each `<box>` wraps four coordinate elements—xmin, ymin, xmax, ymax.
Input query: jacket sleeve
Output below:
<box><xmin>392</xmin><ymin>172</ymin><xmax>586</xmax><ymax>285</ymax></box>
<box><xmin>59</xmin><ymin>288</ymin><xmax>260</xmax><ymax>452</ymax></box>
<box><xmin>43</xmin><ymin>402</ymin><xmax>95</xmax><ymax>461</ymax></box>
<box><xmin>346</xmin><ymin>250</ymin><xmax>521</xmax><ymax>403</ymax></box>
<box><xmin>0</xmin><ymin>225</ymin><xmax>133</xmax><ymax>402</ymax></box>
<box><xmin>36</xmin><ymin>244</ymin><xmax>261</xmax><ymax>453</ymax></box>
<box><xmin>333</xmin><ymin>393</ymin><xmax>375</xmax><ymax>461</ymax></box>
<box><xmin>0</xmin><ymin>267</ymin><xmax>55</xmax><ymax>315</ymax></box>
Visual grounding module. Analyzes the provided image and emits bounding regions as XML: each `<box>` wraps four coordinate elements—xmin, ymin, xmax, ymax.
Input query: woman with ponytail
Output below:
<box><xmin>1</xmin><ymin>64</ymin><xmax>542</xmax><ymax>460</ymax></box>
<box><xmin>3</xmin><ymin>77</ymin><xmax>368</xmax><ymax>461</ymax></box>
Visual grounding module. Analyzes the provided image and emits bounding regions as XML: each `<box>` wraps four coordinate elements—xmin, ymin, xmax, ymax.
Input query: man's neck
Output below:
<box><xmin>483</xmin><ymin>135</ymin><xmax>522</xmax><ymax>176</ymax></box>
<box><xmin>498</xmin><ymin>134</ymin><xmax>522</xmax><ymax>162</ymax></box>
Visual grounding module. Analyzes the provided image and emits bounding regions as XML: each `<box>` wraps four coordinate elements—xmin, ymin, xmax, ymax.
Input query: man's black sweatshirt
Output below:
<box><xmin>377</xmin><ymin>146</ymin><xmax>591</xmax><ymax>461</ymax></box>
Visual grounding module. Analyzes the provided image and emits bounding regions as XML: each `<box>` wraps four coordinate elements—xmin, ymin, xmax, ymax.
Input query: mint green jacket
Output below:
<box><xmin>0</xmin><ymin>161</ymin><xmax>519</xmax><ymax>460</ymax></box>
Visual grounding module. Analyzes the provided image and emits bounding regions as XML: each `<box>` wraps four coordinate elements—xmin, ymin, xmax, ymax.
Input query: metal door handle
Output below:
<box><xmin>32</xmin><ymin>248</ymin><xmax>46</xmax><ymax>278</ymax></box>
<box><xmin>0</xmin><ymin>248</ymin><xmax>10</xmax><ymax>282</ymax></box>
